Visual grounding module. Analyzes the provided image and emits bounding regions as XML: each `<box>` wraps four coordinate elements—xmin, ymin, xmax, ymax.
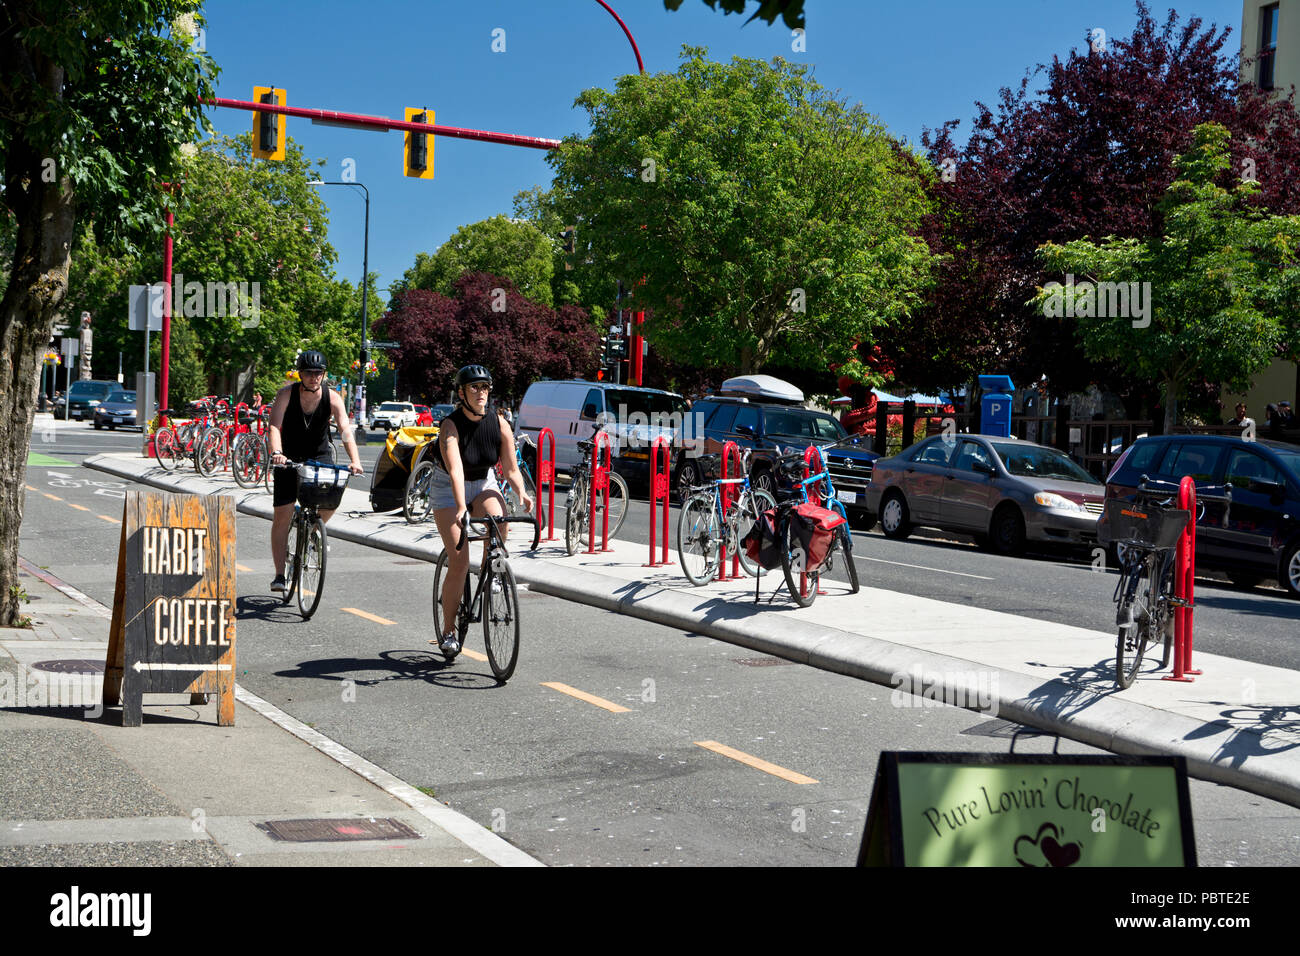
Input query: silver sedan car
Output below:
<box><xmin>864</xmin><ymin>434</ymin><xmax>1105</xmax><ymax>554</ymax></box>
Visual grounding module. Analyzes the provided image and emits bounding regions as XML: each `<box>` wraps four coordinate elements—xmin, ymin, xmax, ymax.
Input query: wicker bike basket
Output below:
<box><xmin>1102</xmin><ymin>498</ymin><xmax>1190</xmax><ymax>550</ymax></box>
<box><xmin>295</xmin><ymin>461</ymin><xmax>350</xmax><ymax>510</ymax></box>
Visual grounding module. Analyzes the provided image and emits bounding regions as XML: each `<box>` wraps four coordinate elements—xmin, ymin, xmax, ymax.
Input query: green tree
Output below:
<box><xmin>548</xmin><ymin>47</ymin><xmax>935</xmax><ymax>375</ymax></box>
<box><xmin>0</xmin><ymin>1</ymin><xmax>216</xmax><ymax>624</ymax></box>
<box><xmin>1034</xmin><ymin>124</ymin><xmax>1300</xmax><ymax>432</ymax></box>
<box><xmin>392</xmin><ymin>215</ymin><xmax>555</xmax><ymax>307</ymax></box>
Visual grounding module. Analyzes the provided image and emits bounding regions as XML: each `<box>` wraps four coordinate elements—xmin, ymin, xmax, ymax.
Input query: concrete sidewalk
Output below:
<box><xmin>0</xmin><ymin>559</ymin><xmax>541</xmax><ymax>867</ymax></box>
<box><xmin>85</xmin><ymin>452</ymin><xmax>1300</xmax><ymax>811</ymax></box>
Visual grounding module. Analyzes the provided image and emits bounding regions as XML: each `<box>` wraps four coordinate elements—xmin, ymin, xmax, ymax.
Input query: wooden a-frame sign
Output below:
<box><xmin>103</xmin><ymin>490</ymin><xmax>236</xmax><ymax>726</ymax></box>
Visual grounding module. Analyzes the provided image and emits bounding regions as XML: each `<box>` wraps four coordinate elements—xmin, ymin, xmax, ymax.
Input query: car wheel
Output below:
<box><xmin>93</xmin><ymin>420</ymin><xmax>102</xmax><ymax>430</ymax></box>
<box><xmin>851</xmin><ymin>509</ymin><xmax>876</xmax><ymax>533</ymax></box>
<box><xmin>108</xmin><ymin>423</ymin><xmax>116</xmax><ymax>430</ymax></box>
<box><xmin>989</xmin><ymin>505</ymin><xmax>1026</xmax><ymax>556</ymax></box>
<box><xmin>879</xmin><ymin>492</ymin><xmax>912</xmax><ymax>540</ymax></box>
<box><xmin>751</xmin><ymin>467</ymin><xmax>776</xmax><ymax>501</ymax></box>
<box><xmin>675</xmin><ymin>457</ymin><xmax>700</xmax><ymax>503</ymax></box>
<box><xmin>1281</xmin><ymin>539</ymin><xmax>1300</xmax><ymax>599</ymax></box>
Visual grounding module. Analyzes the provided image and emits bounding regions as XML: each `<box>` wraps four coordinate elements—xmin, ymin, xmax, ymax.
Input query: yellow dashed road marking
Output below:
<box><xmin>236</xmin><ymin>564</ymin><xmax>254</xmax><ymax>572</ymax></box>
<box><xmin>68</xmin><ymin>503</ymin><xmax>90</xmax><ymax>512</ymax></box>
<box><xmin>25</xmin><ymin>485</ymin><xmax>37</xmax><ymax>492</ymax></box>
<box><xmin>341</xmin><ymin>607</ymin><xmax>395</xmax><ymax>626</ymax></box>
<box><xmin>97</xmin><ymin>515</ymin><xmax>120</xmax><ymax>525</ymax></box>
<box><xmin>541</xmin><ymin>682</ymin><xmax>630</xmax><ymax>713</ymax></box>
<box><xmin>694</xmin><ymin>740</ymin><xmax>817</xmax><ymax>784</ymax></box>
<box><xmin>461</xmin><ymin>648</ymin><xmax>488</xmax><ymax>663</ymax></box>
<box><xmin>43</xmin><ymin>493</ymin><xmax>62</xmax><ymax>501</ymax></box>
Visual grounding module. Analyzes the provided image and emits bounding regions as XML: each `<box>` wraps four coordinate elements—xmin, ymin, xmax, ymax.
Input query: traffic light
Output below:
<box><xmin>404</xmin><ymin>108</ymin><xmax>435</xmax><ymax>179</ymax></box>
<box><xmin>251</xmin><ymin>86</ymin><xmax>286</xmax><ymax>160</ymax></box>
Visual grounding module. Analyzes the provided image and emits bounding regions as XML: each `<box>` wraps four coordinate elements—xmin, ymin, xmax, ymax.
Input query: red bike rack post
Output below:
<box><xmin>588</xmin><ymin>429</ymin><xmax>614</xmax><ymax>554</ymax></box>
<box><xmin>538</xmin><ymin>428</ymin><xmax>557</xmax><ymax>541</ymax></box>
<box><xmin>645</xmin><ymin>436</ymin><xmax>674</xmax><ymax>568</ymax></box>
<box><xmin>717</xmin><ymin>441</ymin><xmax>742</xmax><ymax>581</ymax></box>
<box><xmin>802</xmin><ymin>445</ymin><xmax>828</xmax><ymax>596</ymax></box>
<box><xmin>1165</xmin><ymin>477</ymin><xmax>1197</xmax><ymax>682</ymax></box>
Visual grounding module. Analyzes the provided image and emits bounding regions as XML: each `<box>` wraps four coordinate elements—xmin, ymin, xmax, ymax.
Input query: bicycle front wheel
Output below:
<box><xmin>733</xmin><ymin>489</ymin><xmax>776</xmax><ymax>578</ymax></box>
<box><xmin>1115</xmin><ymin>555</ymin><xmax>1154</xmax><ymax>688</ymax></box>
<box><xmin>603</xmin><ymin>471</ymin><xmax>629</xmax><ymax>538</ymax></box>
<box><xmin>154</xmin><ymin>428</ymin><xmax>180</xmax><ymax>471</ymax></box>
<box><xmin>405</xmin><ymin>461</ymin><xmax>435</xmax><ymax>524</ymax></box>
<box><xmin>297</xmin><ymin>517</ymin><xmax>327</xmax><ymax>620</ymax></box>
<box><xmin>232</xmin><ymin>434</ymin><xmax>266</xmax><ymax>488</ymax></box>
<box><xmin>196</xmin><ymin>427</ymin><xmax>226</xmax><ymax>478</ymax></box>
<box><xmin>483</xmin><ymin>563</ymin><xmax>520</xmax><ymax>682</ymax></box>
<box><xmin>781</xmin><ymin>515</ymin><xmax>819</xmax><ymax>608</ymax></box>
<box><xmin>837</xmin><ymin>525</ymin><xmax>860</xmax><ymax>594</ymax></box>
<box><xmin>678</xmin><ymin>494</ymin><xmax>720</xmax><ymax>586</ymax></box>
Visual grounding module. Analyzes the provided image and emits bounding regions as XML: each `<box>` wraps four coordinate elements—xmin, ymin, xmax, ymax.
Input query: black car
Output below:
<box><xmin>65</xmin><ymin>379</ymin><xmax>118</xmax><ymax>421</ymax></box>
<box><xmin>675</xmin><ymin>395</ymin><xmax>880</xmax><ymax>525</ymax></box>
<box><xmin>1103</xmin><ymin>434</ymin><xmax>1300</xmax><ymax>598</ymax></box>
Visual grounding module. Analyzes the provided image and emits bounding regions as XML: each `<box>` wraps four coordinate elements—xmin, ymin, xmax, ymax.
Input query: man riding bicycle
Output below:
<box><xmin>431</xmin><ymin>364</ymin><xmax>532</xmax><ymax>658</ymax></box>
<box><xmin>267</xmin><ymin>350</ymin><xmax>364</xmax><ymax>593</ymax></box>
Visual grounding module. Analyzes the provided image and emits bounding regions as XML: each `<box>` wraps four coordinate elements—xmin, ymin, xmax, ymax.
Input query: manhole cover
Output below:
<box><xmin>256</xmin><ymin>818</ymin><xmax>422</xmax><ymax>842</ymax></box>
<box><xmin>732</xmin><ymin>657</ymin><xmax>794</xmax><ymax>667</ymax></box>
<box><xmin>30</xmin><ymin>659</ymin><xmax>105</xmax><ymax>674</ymax></box>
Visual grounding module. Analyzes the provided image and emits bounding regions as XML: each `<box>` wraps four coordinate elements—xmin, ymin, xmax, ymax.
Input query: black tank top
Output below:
<box><xmin>282</xmin><ymin>384</ymin><xmax>332</xmax><ymax>461</ymax></box>
<box><xmin>445</xmin><ymin>404</ymin><xmax>501</xmax><ymax>480</ymax></box>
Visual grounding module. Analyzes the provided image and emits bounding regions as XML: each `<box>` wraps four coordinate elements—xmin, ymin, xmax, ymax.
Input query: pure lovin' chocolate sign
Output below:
<box><xmin>858</xmin><ymin>753</ymin><xmax>1196</xmax><ymax>867</ymax></box>
<box><xmin>103</xmin><ymin>490</ymin><xmax>236</xmax><ymax>726</ymax></box>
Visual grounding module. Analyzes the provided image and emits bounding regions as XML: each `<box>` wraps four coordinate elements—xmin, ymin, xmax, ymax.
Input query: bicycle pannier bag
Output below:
<box><xmin>742</xmin><ymin>507</ymin><xmax>784</xmax><ymax>571</ymax></box>
<box><xmin>789</xmin><ymin>503</ymin><xmax>846</xmax><ymax>571</ymax></box>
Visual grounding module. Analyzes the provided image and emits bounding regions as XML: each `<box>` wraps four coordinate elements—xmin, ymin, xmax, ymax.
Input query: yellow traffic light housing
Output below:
<box><xmin>404</xmin><ymin>107</ymin><xmax>435</xmax><ymax>179</ymax></box>
<box><xmin>252</xmin><ymin>86</ymin><xmax>286</xmax><ymax>160</ymax></box>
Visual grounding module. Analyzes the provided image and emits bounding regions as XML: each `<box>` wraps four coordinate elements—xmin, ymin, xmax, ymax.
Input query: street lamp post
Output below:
<box><xmin>308</xmin><ymin>179</ymin><xmax>370</xmax><ymax>424</ymax></box>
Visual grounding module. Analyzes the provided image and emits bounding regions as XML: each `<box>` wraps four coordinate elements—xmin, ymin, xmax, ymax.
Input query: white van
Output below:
<box><xmin>515</xmin><ymin>380</ymin><xmax>688</xmax><ymax>481</ymax></box>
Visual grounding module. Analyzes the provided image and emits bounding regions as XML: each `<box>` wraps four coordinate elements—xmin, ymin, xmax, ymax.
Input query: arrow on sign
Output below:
<box><xmin>132</xmin><ymin>662</ymin><xmax>233</xmax><ymax>672</ymax></box>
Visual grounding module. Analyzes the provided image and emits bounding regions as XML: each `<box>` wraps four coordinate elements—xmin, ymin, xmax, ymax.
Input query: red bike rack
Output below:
<box><xmin>587</xmin><ymin>429</ymin><xmax>614</xmax><ymax>554</ymax></box>
<box><xmin>537</xmin><ymin>427</ymin><xmax>557</xmax><ymax>541</ymax></box>
<box><xmin>1165</xmin><ymin>477</ymin><xmax>1198</xmax><ymax>682</ymax></box>
<box><xmin>717</xmin><ymin>441</ymin><xmax>744</xmax><ymax>581</ymax></box>
<box><xmin>645</xmin><ymin>436</ymin><xmax>674</xmax><ymax>568</ymax></box>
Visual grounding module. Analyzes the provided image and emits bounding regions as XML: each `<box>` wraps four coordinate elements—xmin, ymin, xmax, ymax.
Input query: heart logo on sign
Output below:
<box><xmin>1013</xmin><ymin>822</ymin><xmax>1082</xmax><ymax>867</ymax></box>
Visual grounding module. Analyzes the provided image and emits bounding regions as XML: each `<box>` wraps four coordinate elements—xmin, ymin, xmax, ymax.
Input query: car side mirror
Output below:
<box><xmin>581</xmin><ymin>403</ymin><xmax>599</xmax><ymax>420</ymax></box>
<box><xmin>1248</xmin><ymin>478</ymin><xmax>1285</xmax><ymax>500</ymax></box>
<box><xmin>734</xmin><ymin>424</ymin><xmax>755</xmax><ymax>438</ymax></box>
<box><xmin>973</xmin><ymin>460</ymin><xmax>994</xmax><ymax>476</ymax></box>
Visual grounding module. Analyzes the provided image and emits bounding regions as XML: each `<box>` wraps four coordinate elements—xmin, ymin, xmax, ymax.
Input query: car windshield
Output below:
<box><xmin>431</xmin><ymin>405</ymin><xmax>453</xmax><ymax>420</ymax></box>
<box><xmin>600</xmin><ymin>389</ymin><xmax>687</xmax><ymax>423</ymax></box>
<box><xmin>378</xmin><ymin>403</ymin><xmax>404</xmax><ymax>412</ymax></box>
<box><xmin>990</xmin><ymin>442</ymin><xmax>1100</xmax><ymax>483</ymax></box>
<box><xmin>107</xmin><ymin>391</ymin><xmax>134</xmax><ymax>403</ymax></box>
<box><xmin>70</xmin><ymin>382</ymin><xmax>114</xmax><ymax>399</ymax></box>
<box><xmin>764</xmin><ymin>409</ymin><xmax>846</xmax><ymax>442</ymax></box>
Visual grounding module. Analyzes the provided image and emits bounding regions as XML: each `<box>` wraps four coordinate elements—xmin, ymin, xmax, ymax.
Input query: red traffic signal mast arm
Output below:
<box><xmin>204</xmin><ymin>96</ymin><xmax>562</xmax><ymax>151</ymax></box>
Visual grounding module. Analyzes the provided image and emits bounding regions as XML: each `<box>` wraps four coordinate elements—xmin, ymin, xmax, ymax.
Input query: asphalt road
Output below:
<box><xmin>15</xmin><ymin>421</ymin><xmax>1300</xmax><ymax>866</ymax></box>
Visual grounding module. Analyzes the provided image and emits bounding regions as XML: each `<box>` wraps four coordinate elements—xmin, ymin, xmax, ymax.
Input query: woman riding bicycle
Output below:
<box><xmin>432</xmin><ymin>364</ymin><xmax>532</xmax><ymax>658</ymax></box>
<box><xmin>267</xmin><ymin>350</ymin><xmax>364</xmax><ymax>593</ymax></box>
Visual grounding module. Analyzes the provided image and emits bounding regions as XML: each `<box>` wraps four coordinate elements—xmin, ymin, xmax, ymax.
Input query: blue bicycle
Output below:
<box><xmin>677</xmin><ymin>447</ymin><xmax>777</xmax><ymax>585</ymax></box>
<box><xmin>772</xmin><ymin>448</ymin><xmax>860</xmax><ymax>604</ymax></box>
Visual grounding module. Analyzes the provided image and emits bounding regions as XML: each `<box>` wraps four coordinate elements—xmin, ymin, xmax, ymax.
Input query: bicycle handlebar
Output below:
<box><xmin>1137</xmin><ymin>475</ymin><xmax>1233</xmax><ymax>502</ymax></box>
<box><xmin>454</xmin><ymin>512</ymin><xmax>539</xmax><ymax>551</ymax></box>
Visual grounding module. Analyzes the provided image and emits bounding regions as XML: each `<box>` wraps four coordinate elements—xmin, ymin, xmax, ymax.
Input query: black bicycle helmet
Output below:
<box><xmin>297</xmin><ymin>350</ymin><xmax>328</xmax><ymax>372</ymax></box>
<box><xmin>454</xmin><ymin>364</ymin><xmax>493</xmax><ymax>388</ymax></box>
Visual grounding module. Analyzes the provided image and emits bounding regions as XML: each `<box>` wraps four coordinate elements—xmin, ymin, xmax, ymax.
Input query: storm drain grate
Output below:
<box><xmin>732</xmin><ymin>657</ymin><xmax>795</xmax><ymax>667</ymax></box>
<box><xmin>960</xmin><ymin>718</ymin><xmax>1052</xmax><ymax>739</ymax></box>
<box><xmin>256</xmin><ymin>818</ymin><xmax>423</xmax><ymax>842</ymax></box>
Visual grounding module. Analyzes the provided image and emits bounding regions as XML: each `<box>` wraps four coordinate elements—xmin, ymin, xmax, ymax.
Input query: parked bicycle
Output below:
<box><xmin>1104</xmin><ymin>476</ymin><xmax>1229</xmax><ymax>688</ymax></box>
<box><xmin>501</xmin><ymin>432</ymin><xmax>546</xmax><ymax>534</ymax></box>
<box><xmin>232</xmin><ymin>404</ymin><xmax>271</xmax><ymax>489</ymax></box>
<box><xmin>276</xmin><ymin>458</ymin><xmax>351</xmax><ymax>620</ymax></box>
<box><xmin>431</xmin><ymin>512</ymin><xmax>537</xmax><ymax>682</ymax></box>
<box><xmin>677</xmin><ymin>447</ymin><xmax>776</xmax><ymax>585</ymax></box>
<box><xmin>770</xmin><ymin>449</ymin><xmax>859</xmax><ymax>606</ymax></box>
<box><xmin>564</xmin><ymin>422</ymin><xmax>629</xmax><ymax>555</ymax></box>
<box><xmin>154</xmin><ymin>397</ymin><xmax>221</xmax><ymax>472</ymax></box>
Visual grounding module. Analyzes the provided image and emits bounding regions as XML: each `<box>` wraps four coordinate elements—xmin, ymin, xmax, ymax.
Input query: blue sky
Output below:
<box><xmin>198</xmin><ymin>0</ymin><xmax>1246</xmax><ymax>304</ymax></box>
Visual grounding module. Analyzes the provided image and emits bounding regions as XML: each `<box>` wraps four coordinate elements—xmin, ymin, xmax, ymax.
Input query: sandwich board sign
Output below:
<box><xmin>857</xmin><ymin>752</ymin><xmax>1196</xmax><ymax>866</ymax></box>
<box><xmin>102</xmin><ymin>490</ymin><xmax>236</xmax><ymax>726</ymax></box>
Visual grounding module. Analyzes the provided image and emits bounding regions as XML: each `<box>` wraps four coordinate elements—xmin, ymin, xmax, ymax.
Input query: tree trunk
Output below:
<box><xmin>1162</xmin><ymin>377</ymin><xmax>1179</xmax><ymax>434</ymax></box>
<box><xmin>0</xmin><ymin>115</ymin><xmax>78</xmax><ymax>625</ymax></box>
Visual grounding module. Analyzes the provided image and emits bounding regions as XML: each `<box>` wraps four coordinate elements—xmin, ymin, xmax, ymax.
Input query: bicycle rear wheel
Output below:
<box><xmin>432</xmin><ymin>549</ymin><xmax>472</xmax><ymax>653</ymax></box>
<box><xmin>781</xmin><ymin>514</ymin><xmax>819</xmax><ymax>608</ymax></box>
<box><xmin>283</xmin><ymin>514</ymin><xmax>301</xmax><ymax>605</ymax></box>
<box><xmin>604</xmin><ymin>471</ymin><xmax>629</xmax><ymax>538</ymax></box>
<box><xmin>154</xmin><ymin>428</ymin><xmax>180</xmax><ymax>471</ymax></box>
<box><xmin>297</xmin><ymin>517</ymin><xmax>327</xmax><ymax>620</ymax></box>
<box><xmin>564</xmin><ymin>477</ymin><xmax>588</xmax><ymax>556</ymax></box>
<box><xmin>196</xmin><ymin>426</ymin><xmax>226</xmax><ymax>478</ymax></box>
<box><xmin>1115</xmin><ymin>554</ymin><xmax>1155</xmax><ymax>688</ymax></box>
<box><xmin>483</xmin><ymin>562</ymin><xmax>520</xmax><ymax>682</ymax></box>
<box><xmin>678</xmin><ymin>494</ymin><xmax>720</xmax><ymax>586</ymax></box>
<box><xmin>405</xmin><ymin>461</ymin><xmax>435</xmax><ymax>524</ymax></box>
<box><xmin>232</xmin><ymin>434</ymin><xmax>266</xmax><ymax>488</ymax></box>
<box><xmin>734</xmin><ymin>489</ymin><xmax>776</xmax><ymax>578</ymax></box>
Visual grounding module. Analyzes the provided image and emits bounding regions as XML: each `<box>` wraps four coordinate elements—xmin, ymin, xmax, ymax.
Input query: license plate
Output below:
<box><xmin>621</xmin><ymin>451</ymin><xmax>648</xmax><ymax>460</ymax></box>
<box><xmin>837</xmin><ymin>490</ymin><xmax>857</xmax><ymax>504</ymax></box>
<box><xmin>113</xmin><ymin>417</ymin><xmax>123</xmax><ymax>423</ymax></box>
